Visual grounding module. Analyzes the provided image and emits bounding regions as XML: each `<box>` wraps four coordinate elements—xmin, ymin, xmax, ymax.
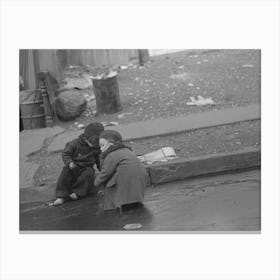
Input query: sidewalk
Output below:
<box><xmin>19</xmin><ymin>104</ymin><xmax>261</xmax><ymax>201</ymax></box>
<box><xmin>47</xmin><ymin>104</ymin><xmax>260</xmax><ymax>153</ymax></box>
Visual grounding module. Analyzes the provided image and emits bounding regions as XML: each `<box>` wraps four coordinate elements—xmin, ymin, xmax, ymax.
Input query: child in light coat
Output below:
<box><xmin>95</xmin><ymin>130</ymin><xmax>147</xmax><ymax>211</ymax></box>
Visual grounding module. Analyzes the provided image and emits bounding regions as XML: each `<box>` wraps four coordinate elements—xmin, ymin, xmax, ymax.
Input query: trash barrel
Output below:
<box><xmin>20</xmin><ymin>89</ymin><xmax>46</xmax><ymax>129</ymax></box>
<box><xmin>91</xmin><ymin>71</ymin><xmax>122</xmax><ymax>115</ymax></box>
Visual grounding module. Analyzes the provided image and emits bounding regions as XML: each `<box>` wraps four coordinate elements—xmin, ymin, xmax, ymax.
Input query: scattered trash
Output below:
<box><xmin>242</xmin><ymin>64</ymin><xmax>254</xmax><ymax>68</ymax></box>
<box><xmin>74</xmin><ymin>122</ymin><xmax>79</xmax><ymax>125</ymax></box>
<box><xmin>138</xmin><ymin>147</ymin><xmax>179</xmax><ymax>165</ymax></box>
<box><xmin>188</xmin><ymin>83</ymin><xmax>194</xmax><ymax>87</ymax></box>
<box><xmin>170</xmin><ymin>72</ymin><xmax>191</xmax><ymax>80</ymax></box>
<box><xmin>119</xmin><ymin>65</ymin><xmax>128</xmax><ymax>70</ymax></box>
<box><xmin>178</xmin><ymin>65</ymin><xmax>184</xmax><ymax>69</ymax></box>
<box><xmin>196</xmin><ymin>87</ymin><xmax>200</xmax><ymax>90</ymax></box>
<box><xmin>123</xmin><ymin>223</ymin><xmax>143</xmax><ymax>230</ymax></box>
<box><xmin>101</xmin><ymin>122</ymin><xmax>119</xmax><ymax>127</ymax></box>
<box><xmin>117</xmin><ymin>113</ymin><xmax>132</xmax><ymax>119</ymax></box>
<box><xmin>84</xmin><ymin>94</ymin><xmax>95</xmax><ymax>102</ymax></box>
<box><xmin>46</xmin><ymin>201</ymin><xmax>55</xmax><ymax>207</ymax></box>
<box><xmin>77</xmin><ymin>124</ymin><xmax>85</xmax><ymax>129</ymax></box>
<box><xmin>107</xmin><ymin>122</ymin><xmax>119</xmax><ymax>126</ymax></box>
<box><xmin>90</xmin><ymin>70</ymin><xmax>117</xmax><ymax>80</ymax></box>
<box><xmin>187</xmin><ymin>95</ymin><xmax>215</xmax><ymax>106</ymax></box>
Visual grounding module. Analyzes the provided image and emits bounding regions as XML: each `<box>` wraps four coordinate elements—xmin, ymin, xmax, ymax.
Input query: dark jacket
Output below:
<box><xmin>62</xmin><ymin>134</ymin><xmax>101</xmax><ymax>170</ymax></box>
<box><xmin>95</xmin><ymin>144</ymin><xmax>147</xmax><ymax>209</ymax></box>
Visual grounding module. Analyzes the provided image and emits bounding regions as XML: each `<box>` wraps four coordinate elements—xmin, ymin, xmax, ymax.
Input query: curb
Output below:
<box><xmin>146</xmin><ymin>148</ymin><xmax>261</xmax><ymax>185</ymax></box>
<box><xmin>20</xmin><ymin>148</ymin><xmax>261</xmax><ymax>205</ymax></box>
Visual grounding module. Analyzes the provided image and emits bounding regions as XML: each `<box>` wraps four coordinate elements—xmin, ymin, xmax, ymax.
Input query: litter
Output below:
<box><xmin>187</xmin><ymin>95</ymin><xmax>215</xmax><ymax>106</ymax></box>
<box><xmin>101</xmin><ymin>122</ymin><xmax>118</xmax><ymax>127</ymax></box>
<box><xmin>242</xmin><ymin>64</ymin><xmax>254</xmax><ymax>68</ymax></box>
<box><xmin>117</xmin><ymin>113</ymin><xmax>133</xmax><ymax>119</ymax></box>
<box><xmin>119</xmin><ymin>65</ymin><xmax>128</xmax><ymax>70</ymax></box>
<box><xmin>178</xmin><ymin>65</ymin><xmax>184</xmax><ymax>69</ymax></box>
<box><xmin>123</xmin><ymin>223</ymin><xmax>143</xmax><ymax>230</ymax></box>
<box><xmin>77</xmin><ymin>124</ymin><xmax>85</xmax><ymax>129</ymax></box>
<box><xmin>188</xmin><ymin>83</ymin><xmax>194</xmax><ymax>87</ymax></box>
<box><xmin>138</xmin><ymin>147</ymin><xmax>179</xmax><ymax>165</ymax></box>
<box><xmin>170</xmin><ymin>73</ymin><xmax>191</xmax><ymax>80</ymax></box>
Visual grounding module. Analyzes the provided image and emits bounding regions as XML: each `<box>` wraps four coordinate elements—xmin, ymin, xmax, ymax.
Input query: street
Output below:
<box><xmin>20</xmin><ymin>169</ymin><xmax>260</xmax><ymax>231</ymax></box>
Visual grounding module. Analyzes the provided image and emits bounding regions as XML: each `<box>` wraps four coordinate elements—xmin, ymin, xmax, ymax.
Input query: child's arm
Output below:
<box><xmin>95</xmin><ymin>154</ymin><xmax>101</xmax><ymax>171</ymax></box>
<box><xmin>62</xmin><ymin>141</ymin><xmax>76</xmax><ymax>167</ymax></box>
<box><xmin>94</xmin><ymin>154</ymin><xmax>117</xmax><ymax>187</ymax></box>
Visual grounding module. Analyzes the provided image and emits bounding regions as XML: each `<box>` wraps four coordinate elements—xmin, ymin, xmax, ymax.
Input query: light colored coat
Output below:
<box><xmin>95</xmin><ymin>147</ymin><xmax>147</xmax><ymax>210</ymax></box>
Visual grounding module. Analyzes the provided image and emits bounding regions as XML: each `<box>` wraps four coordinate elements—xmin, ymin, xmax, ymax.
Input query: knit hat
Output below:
<box><xmin>84</xmin><ymin>122</ymin><xmax>104</xmax><ymax>139</ymax></box>
<box><xmin>99</xmin><ymin>130</ymin><xmax>123</xmax><ymax>144</ymax></box>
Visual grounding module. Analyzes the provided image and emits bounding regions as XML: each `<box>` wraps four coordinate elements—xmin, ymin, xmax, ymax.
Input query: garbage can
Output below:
<box><xmin>91</xmin><ymin>71</ymin><xmax>122</xmax><ymax>115</ymax></box>
<box><xmin>20</xmin><ymin>89</ymin><xmax>45</xmax><ymax>129</ymax></box>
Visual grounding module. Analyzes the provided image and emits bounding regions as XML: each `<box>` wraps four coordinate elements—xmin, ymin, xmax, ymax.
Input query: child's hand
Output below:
<box><xmin>69</xmin><ymin>162</ymin><xmax>77</xmax><ymax>169</ymax></box>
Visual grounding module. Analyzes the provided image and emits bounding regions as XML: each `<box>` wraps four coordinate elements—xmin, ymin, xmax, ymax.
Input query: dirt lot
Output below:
<box><xmin>58</xmin><ymin>49</ymin><xmax>260</xmax><ymax>129</ymax></box>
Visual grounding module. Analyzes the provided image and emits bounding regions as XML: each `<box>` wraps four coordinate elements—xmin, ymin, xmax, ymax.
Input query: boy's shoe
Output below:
<box><xmin>69</xmin><ymin>193</ymin><xmax>78</xmax><ymax>200</ymax></box>
<box><xmin>53</xmin><ymin>198</ymin><xmax>64</xmax><ymax>206</ymax></box>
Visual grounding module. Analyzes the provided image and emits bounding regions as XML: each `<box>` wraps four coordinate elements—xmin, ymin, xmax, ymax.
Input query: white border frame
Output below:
<box><xmin>1</xmin><ymin>1</ymin><xmax>280</xmax><ymax>279</ymax></box>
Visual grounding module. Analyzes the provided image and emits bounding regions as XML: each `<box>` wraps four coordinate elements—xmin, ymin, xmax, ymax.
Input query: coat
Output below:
<box><xmin>94</xmin><ymin>144</ymin><xmax>147</xmax><ymax>210</ymax></box>
<box><xmin>62</xmin><ymin>134</ymin><xmax>101</xmax><ymax>170</ymax></box>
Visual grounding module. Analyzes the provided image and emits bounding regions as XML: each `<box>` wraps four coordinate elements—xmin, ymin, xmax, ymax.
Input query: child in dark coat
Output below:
<box><xmin>53</xmin><ymin>122</ymin><xmax>104</xmax><ymax>206</ymax></box>
<box><xmin>95</xmin><ymin>130</ymin><xmax>147</xmax><ymax>211</ymax></box>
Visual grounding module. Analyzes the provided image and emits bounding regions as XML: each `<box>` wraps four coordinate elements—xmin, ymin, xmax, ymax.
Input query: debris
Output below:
<box><xmin>101</xmin><ymin>122</ymin><xmax>118</xmax><ymax>127</ymax></box>
<box><xmin>178</xmin><ymin>65</ymin><xmax>184</xmax><ymax>69</ymax></box>
<box><xmin>138</xmin><ymin>147</ymin><xmax>179</xmax><ymax>165</ymax></box>
<box><xmin>187</xmin><ymin>95</ymin><xmax>215</xmax><ymax>106</ymax></box>
<box><xmin>54</xmin><ymin>89</ymin><xmax>87</xmax><ymax>121</ymax></box>
<box><xmin>119</xmin><ymin>65</ymin><xmax>128</xmax><ymax>70</ymax></box>
<box><xmin>170</xmin><ymin>72</ymin><xmax>191</xmax><ymax>80</ymax></box>
<box><xmin>117</xmin><ymin>112</ymin><xmax>132</xmax><ymax>119</ymax></box>
<box><xmin>77</xmin><ymin>124</ymin><xmax>85</xmax><ymax>129</ymax></box>
<box><xmin>188</xmin><ymin>83</ymin><xmax>194</xmax><ymax>87</ymax></box>
<box><xmin>117</xmin><ymin>114</ymin><xmax>125</xmax><ymax>119</ymax></box>
<box><xmin>123</xmin><ymin>223</ymin><xmax>143</xmax><ymax>230</ymax></box>
<box><xmin>242</xmin><ymin>64</ymin><xmax>254</xmax><ymax>68</ymax></box>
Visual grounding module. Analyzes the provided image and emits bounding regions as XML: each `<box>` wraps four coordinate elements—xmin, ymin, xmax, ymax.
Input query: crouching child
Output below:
<box><xmin>94</xmin><ymin>130</ymin><xmax>148</xmax><ymax>212</ymax></box>
<box><xmin>53</xmin><ymin>122</ymin><xmax>104</xmax><ymax>206</ymax></box>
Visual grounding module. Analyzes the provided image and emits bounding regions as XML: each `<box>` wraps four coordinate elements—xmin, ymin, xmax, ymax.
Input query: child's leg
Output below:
<box><xmin>55</xmin><ymin>166</ymin><xmax>76</xmax><ymax>198</ymax></box>
<box><xmin>71</xmin><ymin>167</ymin><xmax>95</xmax><ymax>197</ymax></box>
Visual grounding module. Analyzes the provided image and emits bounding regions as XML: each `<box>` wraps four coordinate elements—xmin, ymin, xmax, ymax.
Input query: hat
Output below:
<box><xmin>100</xmin><ymin>130</ymin><xmax>123</xmax><ymax>144</ymax></box>
<box><xmin>84</xmin><ymin>122</ymin><xmax>104</xmax><ymax>139</ymax></box>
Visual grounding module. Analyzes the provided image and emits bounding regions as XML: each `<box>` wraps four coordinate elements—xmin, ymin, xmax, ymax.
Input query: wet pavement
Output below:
<box><xmin>20</xmin><ymin>169</ymin><xmax>260</xmax><ymax>231</ymax></box>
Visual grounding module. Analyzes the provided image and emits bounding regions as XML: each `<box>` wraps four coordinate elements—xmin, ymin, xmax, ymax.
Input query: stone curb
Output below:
<box><xmin>146</xmin><ymin>148</ymin><xmax>261</xmax><ymax>185</ymax></box>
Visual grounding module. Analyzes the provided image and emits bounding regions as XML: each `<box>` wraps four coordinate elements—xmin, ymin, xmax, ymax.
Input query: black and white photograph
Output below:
<box><xmin>19</xmin><ymin>49</ymin><xmax>261</xmax><ymax>231</ymax></box>
<box><xmin>1</xmin><ymin>0</ymin><xmax>280</xmax><ymax>280</ymax></box>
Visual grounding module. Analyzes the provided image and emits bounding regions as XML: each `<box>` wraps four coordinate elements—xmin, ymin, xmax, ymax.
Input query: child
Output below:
<box><xmin>53</xmin><ymin>122</ymin><xmax>104</xmax><ymax>206</ymax></box>
<box><xmin>95</xmin><ymin>130</ymin><xmax>147</xmax><ymax>211</ymax></box>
